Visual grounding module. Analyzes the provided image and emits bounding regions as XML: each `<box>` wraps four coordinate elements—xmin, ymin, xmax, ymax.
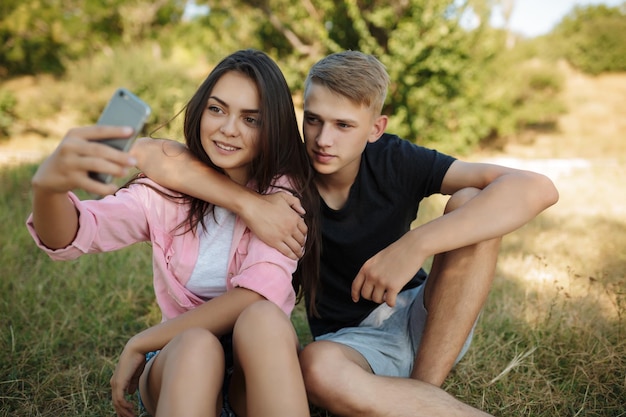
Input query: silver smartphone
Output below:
<box><xmin>89</xmin><ymin>88</ymin><xmax>151</xmax><ymax>183</ymax></box>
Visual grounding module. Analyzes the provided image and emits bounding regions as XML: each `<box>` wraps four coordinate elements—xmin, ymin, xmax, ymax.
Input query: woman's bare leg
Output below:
<box><xmin>229</xmin><ymin>301</ymin><xmax>309</xmax><ymax>417</ymax></box>
<box><xmin>139</xmin><ymin>327</ymin><xmax>225</xmax><ymax>417</ymax></box>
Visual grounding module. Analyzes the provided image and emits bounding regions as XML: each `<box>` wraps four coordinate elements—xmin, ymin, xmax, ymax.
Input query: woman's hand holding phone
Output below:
<box><xmin>30</xmin><ymin>126</ymin><xmax>139</xmax><ymax>250</ymax></box>
<box><xmin>32</xmin><ymin>88</ymin><xmax>151</xmax><ymax>197</ymax></box>
<box><xmin>32</xmin><ymin>126</ymin><xmax>138</xmax><ymax>197</ymax></box>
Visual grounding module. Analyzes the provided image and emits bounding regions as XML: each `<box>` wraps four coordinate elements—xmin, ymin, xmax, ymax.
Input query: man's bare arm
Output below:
<box><xmin>351</xmin><ymin>161</ymin><xmax>559</xmax><ymax>306</ymax></box>
<box><xmin>131</xmin><ymin>137</ymin><xmax>307</xmax><ymax>259</ymax></box>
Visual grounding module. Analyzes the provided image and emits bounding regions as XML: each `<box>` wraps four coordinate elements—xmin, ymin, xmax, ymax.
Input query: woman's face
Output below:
<box><xmin>200</xmin><ymin>71</ymin><xmax>261</xmax><ymax>185</ymax></box>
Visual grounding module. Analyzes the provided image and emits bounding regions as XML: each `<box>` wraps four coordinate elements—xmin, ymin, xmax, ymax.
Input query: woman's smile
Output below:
<box><xmin>213</xmin><ymin>140</ymin><xmax>240</xmax><ymax>153</ymax></box>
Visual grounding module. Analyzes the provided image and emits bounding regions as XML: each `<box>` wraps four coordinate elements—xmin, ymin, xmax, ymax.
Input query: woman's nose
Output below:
<box><xmin>220</xmin><ymin>117</ymin><xmax>238</xmax><ymax>136</ymax></box>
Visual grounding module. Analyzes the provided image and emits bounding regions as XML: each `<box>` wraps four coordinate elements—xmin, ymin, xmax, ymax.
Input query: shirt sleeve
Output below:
<box><xmin>25</xmin><ymin>186</ymin><xmax>152</xmax><ymax>260</ymax></box>
<box><xmin>389</xmin><ymin>135</ymin><xmax>456</xmax><ymax>198</ymax></box>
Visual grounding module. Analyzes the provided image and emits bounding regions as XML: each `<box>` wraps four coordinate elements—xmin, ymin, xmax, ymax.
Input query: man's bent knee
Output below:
<box><xmin>445</xmin><ymin>187</ymin><xmax>480</xmax><ymax>213</ymax></box>
<box><xmin>300</xmin><ymin>341</ymin><xmax>375</xmax><ymax>414</ymax></box>
<box><xmin>300</xmin><ymin>342</ymin><xmax>367</xmax><ymax>401</ymax></box>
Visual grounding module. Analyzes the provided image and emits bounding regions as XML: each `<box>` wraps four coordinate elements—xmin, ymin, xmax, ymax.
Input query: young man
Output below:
<box><xmin>124</xmin><ymin>51</ymin><xmax>558</xmax><ymax>416</ymax></box>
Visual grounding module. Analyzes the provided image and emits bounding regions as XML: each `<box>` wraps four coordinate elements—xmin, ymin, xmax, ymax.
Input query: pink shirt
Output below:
<box><xmin>26</xmin><ymin>178</ymin><xmax>298</xmax><ymax>321</ymax></box>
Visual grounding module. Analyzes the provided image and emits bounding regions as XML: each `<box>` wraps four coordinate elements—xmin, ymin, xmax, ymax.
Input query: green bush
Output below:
<box><xmin>61</xmin><ymin>44</ymin><xmax>202</xmax><ymax>139</ymax></box>
<box><xmin>482</xmin><ymin>59</ymin><xmax>566</xmax><ymax>142</ymax></box>
<box><xmin>0</xmin><ymin>89</ymin><xmax>17</xmax><ymax>138</ymax></box>
<box><xmin>6</xmin><ymin>43</ymin><xmax>214</xmax><ymax>142</ymax></box>
<box><xmin>552</xmin><ymin>4</ymin><xmax>626</xmax><ymax>75</ymax></box>
<box><xmin>0</xmin><ymin>0</ymin><xmax>583</xmax><ymax>156</ymax></box>
<box><xmin>0</xmin><ymin>0</ymin><xmax>182</xmax><ymax>77</ymax></box>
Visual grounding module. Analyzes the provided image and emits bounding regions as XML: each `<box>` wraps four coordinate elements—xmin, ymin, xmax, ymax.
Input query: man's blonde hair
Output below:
<box><xmin>304</xmin><ymin>51</ymin><xmax>390</xmax><ymax>114</ymax></box>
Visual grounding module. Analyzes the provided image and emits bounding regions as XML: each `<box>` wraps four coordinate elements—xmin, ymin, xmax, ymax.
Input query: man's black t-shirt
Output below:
<box><xmin>307</xmin><ymin>133</ymin><xmax>456</xmax><ymax>337</ymax></box>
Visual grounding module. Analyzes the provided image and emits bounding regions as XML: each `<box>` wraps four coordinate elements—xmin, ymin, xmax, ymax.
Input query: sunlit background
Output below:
<box><xmin>1</xmin><ymin>1</ymin><xmax>625</xmax><ymax>416</ymax></box>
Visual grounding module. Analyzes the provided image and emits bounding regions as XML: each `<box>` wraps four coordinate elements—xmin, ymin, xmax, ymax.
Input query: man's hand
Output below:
<box><xmin>239</xmin><ymin>192</ymin><xmax>307</xmax><ymax>260</ymax></box>
<box><xmin>351</xmin><ymin>238</ymin><xmax>425</xmax><ymax>307</ymax></box>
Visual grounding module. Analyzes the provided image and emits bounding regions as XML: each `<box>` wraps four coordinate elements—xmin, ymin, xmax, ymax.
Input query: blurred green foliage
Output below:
<box><xmin>0</xmin><ymin>0</ymin><xmax>181</xmax><ymax>76</ymax></box>
<box><xmin>0</xmin><ymin>90</ymin><xmax>17</xmax><ymax>138</ymax></box>
<box><xmin>1</xmin><ymin>0</ymin><xmax>620</xmax><ymax>153</ymax></box>
<box><xmin>551</xmin><ymin>3</ymin><xmax>626</xmax><ymax>75</ymax></box>
<box><xmin>63</xmin><ymin>44</ymin><xmax>200</xmax><ymax>139</ymax></box>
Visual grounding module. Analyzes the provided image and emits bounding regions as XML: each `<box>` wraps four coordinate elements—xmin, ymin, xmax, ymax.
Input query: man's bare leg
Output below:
<box><xmin>413</xmin><ymin>188</ymin><xmax>501</xmax><ymax>386</ymax></box>
<box><xmin>300</xmin><ymin>188</ymin><xmax>501</xmax><ymax>417</ymax></box>
<box><xmin>300</xmin><ymin>341</ymin><xmax>493</xmax><ymax>417</ymax></box>
<box><xmin>229</xmin><ymin>301</ymin><xmax>309</xmax><ymax>417</ymax></box>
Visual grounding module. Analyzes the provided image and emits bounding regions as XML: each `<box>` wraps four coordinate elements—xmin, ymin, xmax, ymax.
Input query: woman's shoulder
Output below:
<box><xmin>248</xmin><ymin>175</ymin><xmax>296</xmax><ymax>195</ymax></box>
<box><xmin>129</xmin><ymin>176</ymin><xmax>185</xmax><ymax>197</ymax></box>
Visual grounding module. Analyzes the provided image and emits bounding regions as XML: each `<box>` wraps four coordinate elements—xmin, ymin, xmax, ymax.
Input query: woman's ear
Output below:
<box><xmin>368</xmin><ymin>115</ymin><xmax>388</xmax><ymax>143</ymax></box>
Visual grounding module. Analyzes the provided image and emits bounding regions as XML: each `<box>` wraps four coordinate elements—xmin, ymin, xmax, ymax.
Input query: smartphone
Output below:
<box><xmin>89</xmin><ymin>88</ymin><xmax>151</xmax><ymax>183</ymax></box>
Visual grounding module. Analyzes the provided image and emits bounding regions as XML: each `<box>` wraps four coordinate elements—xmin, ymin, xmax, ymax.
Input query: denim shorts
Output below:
<box><xmin>315</xmin><ymin>284</ymin><xmax>475</xmax><ymax>377</ymax></box>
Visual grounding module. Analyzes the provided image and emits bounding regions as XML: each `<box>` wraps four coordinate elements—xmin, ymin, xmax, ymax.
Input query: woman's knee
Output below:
<box><xmin>233</xmin><ymin>300</ymin><xmax>294</xmax><ymax>342</ymax></box>
<box><xmin>141</xmin><ymin>328</ymin><xmax>224</xmax><ymax>413</ymax></box>
<box><xmin>166</xmin><ymin>327</ymin><xmax>224</xmax><ymax>363</ymax></box>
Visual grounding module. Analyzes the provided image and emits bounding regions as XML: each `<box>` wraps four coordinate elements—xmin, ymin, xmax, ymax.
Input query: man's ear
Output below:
<box><xmin>368</xmin><ymin>115</ymin><xmax>388</xmax><ymax>143</ymax></box>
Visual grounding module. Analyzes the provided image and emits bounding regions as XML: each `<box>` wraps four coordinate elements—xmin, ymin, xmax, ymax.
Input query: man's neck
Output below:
<box><xmin>314</xmin><ymin>166</ymin><xmax>359</xmax><ymax>210</ymax></box>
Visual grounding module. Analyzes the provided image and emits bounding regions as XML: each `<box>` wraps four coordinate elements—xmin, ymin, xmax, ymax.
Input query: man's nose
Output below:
<box><xmin>315</xmin><ymin>123</ymin><xmax>333</xmax><ymax>147</ymax></box>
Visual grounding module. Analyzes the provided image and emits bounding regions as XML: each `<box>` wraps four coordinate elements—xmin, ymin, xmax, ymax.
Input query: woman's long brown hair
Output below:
<box><xmin>132</xmin><ymin>49</ymin><xmax>320</xmax><ymax>315</ymax></box>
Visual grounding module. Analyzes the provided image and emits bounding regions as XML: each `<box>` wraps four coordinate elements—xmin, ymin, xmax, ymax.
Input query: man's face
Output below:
<box><xmin>303</xmin><ymin>82</ymin><xmax>379</xmax><ymax>181</ymax></box>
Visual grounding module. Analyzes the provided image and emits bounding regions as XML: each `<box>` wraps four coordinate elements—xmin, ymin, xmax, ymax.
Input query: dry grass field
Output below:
<box><xmin>439</xmin><ymin>63</ymin><xmax>626</xmax><ymax>415</ymax></box>
<box><xmin>477</xmin><ymin>61</ymin><xmax>626</xmax><ymax>325</ymax></box>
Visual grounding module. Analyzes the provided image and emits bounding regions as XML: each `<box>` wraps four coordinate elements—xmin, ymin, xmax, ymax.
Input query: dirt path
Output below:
<box><xmin>0</xmin><ymin>131</ymin><xmax>60</xmax><ymax>167</ymax></box>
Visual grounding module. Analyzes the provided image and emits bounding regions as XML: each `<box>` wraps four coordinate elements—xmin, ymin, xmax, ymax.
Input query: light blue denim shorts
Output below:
<box><xmin>315</xmin><ymin>284</ymin><xmax>475</xmax><ymax>377</ymax></box>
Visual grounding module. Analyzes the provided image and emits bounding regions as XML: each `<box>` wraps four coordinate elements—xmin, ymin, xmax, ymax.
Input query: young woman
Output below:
<box><xmin>26</xmin><ymin>49</ymin><xmax>319</xmax><ymax>417</ymax></box>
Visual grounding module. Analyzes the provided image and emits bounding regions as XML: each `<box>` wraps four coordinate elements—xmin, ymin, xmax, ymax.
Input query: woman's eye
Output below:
<box><xmin>245</xmin><ymin>116</ymin><xmax>260</xmax><ymax>126</ymax></box>
<box><xmin>208</xmin><ymin>105</ymin><xmax>223</xmax><ymax>114</ymax></box>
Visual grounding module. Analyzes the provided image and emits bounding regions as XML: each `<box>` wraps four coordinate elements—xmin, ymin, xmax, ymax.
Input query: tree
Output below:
<box><xmin>0</xmin><ymin>0</ymin><xmax>182</xmax><ymax>76</ymax></box>
<box><xmin>199</xmin><ymin>0</ymin><xmax>498</xmax><ymax>151</ymax></box>
<box><xmin>553</xmin><ymin>3</ymin><xmax>626</xmax><ymax>74</ymax></box>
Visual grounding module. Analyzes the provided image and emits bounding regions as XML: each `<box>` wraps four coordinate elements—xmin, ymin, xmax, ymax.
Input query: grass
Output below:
<box><xmin>1</xmin><ymin>164</ymin><xmax>156</xmax><ymax>417</ymax></box>
<box><xmin>2</xmin><ymin>160</ymin><xmax>625</xmax><ymax>417</ymax></box>
<box><xmin>413</xmin><ymin>169</ymin><xmax>626</xmax><ymax>417</ymax></box>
